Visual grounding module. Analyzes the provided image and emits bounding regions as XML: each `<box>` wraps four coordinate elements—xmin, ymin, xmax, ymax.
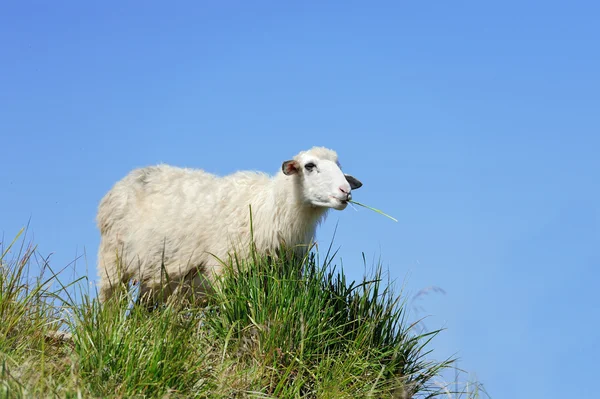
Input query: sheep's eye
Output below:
<box><xmin>304</xmin><ymin>162</ymin><xmax>316</xmax><ymax>171</ymax></box>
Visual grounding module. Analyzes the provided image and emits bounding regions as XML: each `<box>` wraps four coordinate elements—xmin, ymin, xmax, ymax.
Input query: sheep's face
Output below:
<box><xmin>282</xmin><ymin>148</ymin><xmax>362</xmax><ymax>210</ymax></box>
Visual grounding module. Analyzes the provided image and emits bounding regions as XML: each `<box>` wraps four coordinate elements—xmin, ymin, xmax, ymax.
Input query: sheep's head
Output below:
<box><xmin>282</xmin><ymin>147</ymin><xmax>362</xmax><ymax>210</ymax></box>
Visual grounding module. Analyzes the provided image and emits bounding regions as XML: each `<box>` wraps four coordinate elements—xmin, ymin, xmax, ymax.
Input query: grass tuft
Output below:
<box><xmin>0</xmin><ymin>229</ymin><xmax>485</xmax><ymax>398</ymax></box>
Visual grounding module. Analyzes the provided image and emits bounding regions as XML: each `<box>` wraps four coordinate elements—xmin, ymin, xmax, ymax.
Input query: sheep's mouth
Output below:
<box><xmin>329</xmin><ymin>196</ymin><xmax>349</xmax><ymax>208</ymax></box>
<box><xmin>330</xmin><ymin>195</ymin><xmax>350</xmax><ymax>203</ymax></box>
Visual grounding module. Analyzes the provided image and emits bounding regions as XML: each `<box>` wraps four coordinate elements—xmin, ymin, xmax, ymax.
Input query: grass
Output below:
<box><xmin>348</xmin><ymin>200</ymin><xmax>398</xmax><ymax>223</ymax></box>
<box><xmin>0</xmin><ymin>228</ymin><xmax>487</xmax><ymax>398</ymax></box>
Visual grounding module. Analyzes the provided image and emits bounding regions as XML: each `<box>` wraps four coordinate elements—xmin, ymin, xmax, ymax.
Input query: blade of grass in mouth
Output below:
<box><xmin>348</xmin><ymin>200</ymin><xmax>398</xmax><ymax>222</ymax></box>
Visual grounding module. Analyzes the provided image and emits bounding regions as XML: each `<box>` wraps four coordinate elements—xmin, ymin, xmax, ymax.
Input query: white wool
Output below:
<box><xmin>96</xmin><ymin>147</ymin><xmax>362</xmax><ymax>302</ymax></box>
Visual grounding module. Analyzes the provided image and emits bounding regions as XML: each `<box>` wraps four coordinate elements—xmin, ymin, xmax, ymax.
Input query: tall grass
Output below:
<box><xmin>0</xmin><ymin>228</ymin><xmax>484</xmax><ymax>398</ymax></box>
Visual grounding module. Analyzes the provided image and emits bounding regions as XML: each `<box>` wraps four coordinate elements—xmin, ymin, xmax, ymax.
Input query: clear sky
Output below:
<box><xmin>1</xmin><ymin>1</ymin><xmax>599</xmax><ymax>397</ymax></box>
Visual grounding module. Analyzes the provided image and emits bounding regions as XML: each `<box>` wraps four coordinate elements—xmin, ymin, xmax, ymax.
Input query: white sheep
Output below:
<box><xmin>96</xmin><ymin>146</ymin><xmax>362</xmax><ymax>303</ymax></box>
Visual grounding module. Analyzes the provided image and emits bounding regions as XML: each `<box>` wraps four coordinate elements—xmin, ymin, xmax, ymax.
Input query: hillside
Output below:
<box><xmin>0</xmin><ymin>230</ymin><xmax>484</xmax><ymax>398</ymax></box>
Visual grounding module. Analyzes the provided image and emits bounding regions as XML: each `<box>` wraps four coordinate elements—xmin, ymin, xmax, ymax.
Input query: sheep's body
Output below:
<box><xmin>96</xmin><ymin>147</ymin><xmax>361</xmax><ymax>303</ymax></box>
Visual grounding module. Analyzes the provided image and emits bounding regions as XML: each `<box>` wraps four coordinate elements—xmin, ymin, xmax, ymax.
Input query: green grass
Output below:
<box><xmin>0</xmin><ymin>228</ymin><xmax>486</xmax><ymax>398</ymax></box>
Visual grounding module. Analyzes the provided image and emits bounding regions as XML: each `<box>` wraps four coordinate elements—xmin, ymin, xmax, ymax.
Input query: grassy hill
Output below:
<box><xmin>0</xmin><ymin>229</ymin><xmax>485</xmax><ymax>398</ymax></box>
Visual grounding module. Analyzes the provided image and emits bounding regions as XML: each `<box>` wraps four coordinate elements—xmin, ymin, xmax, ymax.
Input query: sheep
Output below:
<box><xmin>96</xmin><ymin>146</ymin><xmax>362</xmax><ymax>304</ymax></box>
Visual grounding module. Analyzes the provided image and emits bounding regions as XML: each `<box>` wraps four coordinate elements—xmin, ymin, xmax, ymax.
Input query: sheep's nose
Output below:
<box><xmin>339</xmin><ymin>186</ymin><xmax>352</xmax><ymax>201</ymax></box>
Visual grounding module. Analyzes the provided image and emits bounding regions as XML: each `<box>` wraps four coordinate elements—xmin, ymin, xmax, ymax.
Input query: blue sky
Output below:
<box><xmin>1</xmin><ymin>1</ymin><xmax>599</xmax><ymax>397</ymax></box>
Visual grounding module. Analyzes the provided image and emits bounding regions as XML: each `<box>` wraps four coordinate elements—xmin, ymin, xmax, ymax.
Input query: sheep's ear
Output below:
<box><xmin>282</xmin><ymin>160</ymin><xmax>299</xmax><ymax>175</ymax></box>
<box><xmin>345</xmin><ymin>174</ymin><xmax>363</xmax><ymax>190</ymax></box>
